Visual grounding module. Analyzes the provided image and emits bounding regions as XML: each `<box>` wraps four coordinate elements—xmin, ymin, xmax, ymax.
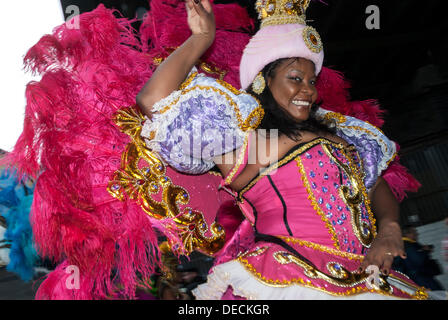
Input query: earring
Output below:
<box><xmin>252</xmin><ymin>72</ymin><xmax>265</xmax><ymax>94</ymax></box>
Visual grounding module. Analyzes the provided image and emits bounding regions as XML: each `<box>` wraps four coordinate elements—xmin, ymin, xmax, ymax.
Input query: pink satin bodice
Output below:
<box><xmin>206</xmin><ymin>136</ymin><xmax>426</xmax><ymax>299</ymax></box>
<box><xmin>236</xmin><ymin>137</ymin><xmax>376</xmax><ymax>254</ymax></box>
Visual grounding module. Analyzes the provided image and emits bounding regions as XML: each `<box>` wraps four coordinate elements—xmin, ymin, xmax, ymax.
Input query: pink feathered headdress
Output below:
<box><xmin>239</xmin><ymin>0</ymin><xmax>324</xmax><ymax>89</ymax></box>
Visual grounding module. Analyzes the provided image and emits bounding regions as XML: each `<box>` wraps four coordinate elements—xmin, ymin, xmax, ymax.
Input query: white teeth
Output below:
<box><xmin>292</xmin><ymin>100</ymin><xmax>310</xmax><ymax>106</ymax></box>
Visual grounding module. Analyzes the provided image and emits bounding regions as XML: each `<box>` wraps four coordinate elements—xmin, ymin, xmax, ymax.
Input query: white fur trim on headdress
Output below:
<box><xmin>239</xmin><ymin>23</ymin><xmax>324</xmax><ymax>90</ymax></box>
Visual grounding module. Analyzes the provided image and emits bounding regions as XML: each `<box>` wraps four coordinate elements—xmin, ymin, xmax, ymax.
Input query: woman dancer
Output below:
<box><xmin>136</xmin><ymin>0</ymin><xmax>428</xmax><ymax>299</ymax></box>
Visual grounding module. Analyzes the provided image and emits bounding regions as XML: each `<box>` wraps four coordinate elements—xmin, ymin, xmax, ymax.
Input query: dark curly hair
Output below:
<box><xmin>246</xmin><ymin>58</ymin><xmax>335</xmax><ymax>141</ymax></box>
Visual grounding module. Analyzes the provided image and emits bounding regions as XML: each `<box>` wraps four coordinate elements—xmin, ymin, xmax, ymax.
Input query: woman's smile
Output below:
<box><xmin>267</xmin><ymin>58</ymin><xmax>317</xmax><ymax>122</ymax></box>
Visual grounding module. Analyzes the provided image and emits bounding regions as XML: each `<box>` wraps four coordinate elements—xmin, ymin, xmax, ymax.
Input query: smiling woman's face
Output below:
<box><xmin>267</xmin><ymin>58</ymin><xmax>318</xmax><ymax>122</ymax></box>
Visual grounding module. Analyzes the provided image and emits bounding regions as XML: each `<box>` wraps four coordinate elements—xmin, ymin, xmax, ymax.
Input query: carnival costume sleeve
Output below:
<box><xmin>315</xmin><ymin>67</ymin><xmax>421</xmax><ymax>200</ymax></box>
<box><xmin>316</xmin><ymin>108</ymin><xmax>397</xmax><ymax>191</ymax></box>
<box><xmin>140</xmin><ymin>70</ymin><xmax>263</xmax><ymax>174</ymax></box>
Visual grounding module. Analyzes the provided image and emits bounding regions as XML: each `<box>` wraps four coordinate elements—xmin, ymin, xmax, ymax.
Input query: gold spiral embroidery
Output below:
<box><xmin>321</xmin><ymin>144</ymin><xmax>376</xmax><ymax>247</ymax></box>
<box><xmin>272</xmin><ymin>251</ymin><xmax>392</xmax><ymax>291</ymax></box>
<box><xmin>108</xmin><ymin>106</ymin><xmax>225</xmax><ymax>256</ymax></box>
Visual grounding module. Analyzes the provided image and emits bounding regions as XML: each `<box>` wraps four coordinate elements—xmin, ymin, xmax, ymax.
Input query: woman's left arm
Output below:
<box><xmin>359</xmin><ymin>176</ymin><xmax>407</xmax><ymax>274</ymax></box>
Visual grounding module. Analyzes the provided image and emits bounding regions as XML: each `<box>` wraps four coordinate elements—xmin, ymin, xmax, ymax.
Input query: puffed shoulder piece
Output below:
<box><xmin>141</xmin><ymin>69</ymin><xmax>263</xmax><ymax>174</ymax></box>
<box><xmin>316</xmin><ymin>108</ymin><xmax>397</xmax><ymax>190</ymax></box>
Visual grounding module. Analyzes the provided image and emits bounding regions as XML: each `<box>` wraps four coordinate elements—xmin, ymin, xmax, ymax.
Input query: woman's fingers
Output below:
<box><xmin>199</xmin><ymin>0</ymin><xmax>213</xmax><ymax>12</ymax></box>
<box><xmin>380</xmin><ymin>254</ymin><xmax>395</xmax><ymax>275</ymax></box>
<box><xmin>359</xmin><ymin>250</ymin><xmax>401</xmax><ymax>275</ymax></box>
<box><xmin>192</xmin><ymin>0</ymin><xmax>211</xmax><ymax>16</ymax></box>
<box><xmin>186</xmin><ymin>0</ymin><xmax>215</xmax><ymax>34</ymax></box>
<box><xmin>185</xmin><ymin>0</ymin><xmax>194</xmax><ymax>11</ymax></box>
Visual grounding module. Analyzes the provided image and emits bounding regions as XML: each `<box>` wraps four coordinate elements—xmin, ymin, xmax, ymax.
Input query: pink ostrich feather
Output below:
<box><xmin>381</xmin><ymin>145</ymin><xmax>421</xmax><ymax>202</ymax></box>
<box><xmin>139</xmin><ymin>0</ymin><xmax>254</xmax><ymax>88</ymax></box>
<box><xmin>1</xmin><ymin>0</ymin><xmax>255</xmax><ymax>299</ymax></box>
<box><xmin>3</xmin><ymin>5</ymin><xmax>183</xmax><ymax>299</ymax></box>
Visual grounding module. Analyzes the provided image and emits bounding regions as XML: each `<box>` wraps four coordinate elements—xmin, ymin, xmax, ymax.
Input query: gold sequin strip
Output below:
<box><xmin>324</xmin><ymin>145</ymin><xmax>376</xmax><ymax>247</ymax></box>
<box><xmin>158</xmin><ymin>73</ymin><xmax>264</xmax><ymax>133</ymax></box>
<box><xmin>278</xmin><ymin>236</ymin><xmax>364</xmax><ymax>261</ymax></box>
<box><xmin>107</xmin><ymin>106</ymin><xmax>225</xmax><ymax>256</ymax></box>
<box><xmin>296</xmin><ymin>156</ymin><xmax>340</xmax><ymax>249</ymax></box>
<box><xmin>224</xmin><ymin>133</ymin><xmax>250</xmax><ymax>185</ymax></box>
<box><xmin>238</xmin><ymin>138</ymin><xmax>338</xmax><ymax>200</ymax></box>
<box><xmin>237</xmin><ymin>255</ymin><xmax>403</xmax><ymax>298</ymax></box>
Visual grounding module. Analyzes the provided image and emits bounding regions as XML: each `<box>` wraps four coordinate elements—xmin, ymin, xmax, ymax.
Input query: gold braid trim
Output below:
<box><xmin>107</xmin><ymin>106</ymin><xmax>225</xmax><ymax>256</ymax></box>
<box><xmin>296</xmin><ymin>156</ymin><xmax>340</xmax><ymax>249</ymax></box>
<box><xmin>159</xmin><ymin>74</ymin><xmax>264</xmax><ymax>132</ymax></box>
<box><xmin>224</xmin><ymin>133</ymin><xmax>250</xmax><ymax>185</ymax></box>
<box><xmin>238</xmin><ymin>138</ymin><xmax>338</xmax><ymax>200</ymax></box>
<box><xmin>237</xmin><ymin>256</ymin><xmax>405</xmax><ymax>298</ymax></box>
<box><xmin>278</xmin><ymin>236</ymin><xmax>364</xmax><ymax>261</ymax></box>
<box><xmin>237</xmin><ymin>245</ymin><xmax>425</xmax><ymax>299</ymax></box>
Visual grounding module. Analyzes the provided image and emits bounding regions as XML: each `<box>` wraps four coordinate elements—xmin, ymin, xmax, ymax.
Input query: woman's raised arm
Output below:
<box><xmin>136</xmin><ymin>0</ymin><xmax>216</xmax><ymax>117</ymax></box>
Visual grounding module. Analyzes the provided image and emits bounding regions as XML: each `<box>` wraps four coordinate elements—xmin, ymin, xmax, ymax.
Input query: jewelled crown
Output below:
<box><xmin>255</xmin><ymin>0</ymin><xmax>310</xmax><ymax>28</ymax></box>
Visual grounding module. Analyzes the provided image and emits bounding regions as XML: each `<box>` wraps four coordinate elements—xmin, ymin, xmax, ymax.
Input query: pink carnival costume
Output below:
<box><xmin>194</xmin><ymin>133</ymin><xmax>426</xmax><ymax>299</ymax></box>
<box><xmin>1</xmin><ymin>0</ymin><xmax>425</xmax><ymax>299</ymax></box>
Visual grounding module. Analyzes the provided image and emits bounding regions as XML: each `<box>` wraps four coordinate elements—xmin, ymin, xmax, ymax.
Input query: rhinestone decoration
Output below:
<box><xmin>302</xmin><ymin>26</ymin><xmax>323</xmax><ymax>53</ymax></box>
<box><xmin>255</xmin><ymin>0</ymin><xmax>309</xmax><ymax>27</ymax></box>
<box><xmin>252</xmin><ymin>72</ymin><xmax>266</xmax><ymax>94</ymax></box>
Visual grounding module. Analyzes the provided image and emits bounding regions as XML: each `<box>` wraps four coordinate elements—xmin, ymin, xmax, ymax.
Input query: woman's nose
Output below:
<box><xmin>300</xmin><ymin>83</ymin><xmax>314</xmax><ymax>95</ymax></box>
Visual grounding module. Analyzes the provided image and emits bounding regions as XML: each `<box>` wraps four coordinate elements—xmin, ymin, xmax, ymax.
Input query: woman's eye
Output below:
<box><xmin>310</xmin><ymin>80</ymin><xmax>316</xmax><ymax>86</ymax></box>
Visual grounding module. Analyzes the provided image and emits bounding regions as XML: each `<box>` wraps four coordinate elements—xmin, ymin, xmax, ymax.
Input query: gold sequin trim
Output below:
<box><xmin>323</xmin><ymin>111</ymin><xmax>393</xmax><ymax>157</ymax></box>
<box><xmin>224</xmin><ymin>133</ymin><xmax>250</xmax><ymax>185</ymax></box>
<box><xmin>237</xmin><ymin>256</ymin><xmax>410</xmax><ymax>298</ymax></box>
<box><xmin>337</xmin><ymin>147</ymin><xmax>377</xmax><ymax>245</ymax></box>
<box><xmin>302</xmin><ymin>26</ymin><xmax>323</xmax><ymax>53</ymax></box>
<box><xmin>244</xmin><ymin>246</ymin><xmax>269</xmax><ymax>258</ymax></box>
<box><xmin>157</xmin><ymin>74</ymin><xmax>263</xmax><ymax>132</ymax></box>
<box><xmin>238</xmin><ymin>138</ymin><xmax>344</xmax><ymax>199</ymax></box>
<box><xmin>179</xmin><ymin>71</ymin><xmax>198</xmax><ymax>90</ymax></box>
<box><xmin>296</xmin><ymin>156</ymin><xmax>340</xmax><ymax>249</ymax></box>
<box><xmin>261</xmin><ymin>15</ymin><xmax>307</xmax><ymax>27</ymax></box>
<box><xmin>108</xmin><ymin>106</ymin><xmax>225</xmax><ymax>256</ymax></box>
<box><xmin>323</xmin><ymin>112</ymin><xmax>347</xmax><ymax>124</ymax></box>
<box><xmin>278</xmin><ymin>236</ymin><xmax>364</xmax><ymax>261</ymax></box>
<box><xmin>207</xmin><ymin>171</ymin><xmax>223</xmax><ymax>177</ymax></box>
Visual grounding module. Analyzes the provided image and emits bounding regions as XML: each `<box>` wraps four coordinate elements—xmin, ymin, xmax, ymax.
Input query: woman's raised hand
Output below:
<box><xmin>186</xmin><ymin>0</ymin><xmax>216</xmax><ymax>45</ymax></box>
<box><xmin>136</xmin><ymin>0</ymin><xmax>216</xmax><ymax>114</ymax></box>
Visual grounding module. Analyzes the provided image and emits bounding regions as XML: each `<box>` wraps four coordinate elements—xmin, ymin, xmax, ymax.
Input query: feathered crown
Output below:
<box><xmin>255</xmin><ymin>0</ymin><xmax>310</xmax><ymax>28</ymax></box>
